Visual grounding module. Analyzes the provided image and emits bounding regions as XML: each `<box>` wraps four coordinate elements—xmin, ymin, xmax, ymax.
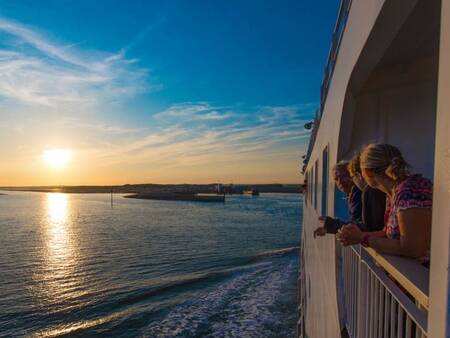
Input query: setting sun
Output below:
<box><xmin>43</xmin><ymin>149</ymin><xmax>72</xmax><ymax>169</ymax></box>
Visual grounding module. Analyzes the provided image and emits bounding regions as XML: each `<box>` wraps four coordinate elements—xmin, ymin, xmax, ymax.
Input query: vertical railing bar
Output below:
<box><xmin>373</xmin><ymin>278</ymin><xmax>379</xmax><ymax>338</ymax></box>
<box><xmin>354</xmin><ymin>251</ymin><xmax>357</xmax><ymax>335</ymax></box>
<box><xmin>406</xmin><ymin>316</ymin><xmax>412</xmax><ymax>338</ymax></box>
<box><xmin>369</xmin><ymin>273</ymin><xmax>374</xmax><ymax>338</ymax></box>
<box><xmin>345</xmin><ymin>248</ymin><xmax>353</xmax><ymax>333</ymax></box>
<box><xmin>378</xmin><ymin>282</ymin><xmax>384</xmax><ymax>338</ymax></box>
<box><xmin>416</xmin><ymin>325</ymin><xmax>425</xmax><ymax>338</ymax></box>
<box><xmin>415</xmin><ymin>322</ymin><xmax>421</xmax><ymax>338</ymax></box>
<box><xmin>365</xmin><ymin>264</ymin><xmax>370</xmax><ymax>338</ymax></box>
<box><xmin>384</xmin><ymin>288</ymin><xmax>389</xmax><ymax>338</ymax></box>
<box><xmin>347</xmin><ymin>249</ymin><xmax>351</xmax><ymax>333</ymax></box>
<box><xmin>375</xmin><ymin>278</ymin><xmax>383</xmax><ymax>337</ymax></box>
<box><xmin>398</xmin><ymin>307</ymin><xmax>404</xmax><ymax>338</ymax></box>
<box><xmin>344</xmin><ymin>248</ymin><xmax>349</xmax><ymax>332</ymax></box>
<box><xmin>354</xmin><ymin>252</ymin><xmax>358</xmax><ymax>335</ymax></box>
<box><xmin>347</xmin><ymin>248</ymin><xmax>355</xmax><ymax>336</ymax></box>
<box><xmin>350</xmin><ymin>250</ymin><xmax>353</xmax><ymax>335</ymax></box>
<box><xmin>390</xmin><ymin>296</ymin><xmax>396</xmax><ymax>338</ymax></box>
<box><xmin>353</xmin><ymin>252</ymin><xmax>361</xmax><ymax>336</ymax></box>
<box><xmin>367</xmin><ymin>269</ymin><xmax>371</xmax><ymax>338</ymax></box>
<box><xmin>349</xmin><ymin>249</ymin><xmax>353</xmax><ymax>334</ymax></box>
<box><xmin>367</xmin><ymin>271</ymin><xmax>371</xmax><ymax>338</ymax></box>
<box><xmin>357</xmin><ymin>260</ymin><xmax>364</xmax><ymax>338</ymax></box>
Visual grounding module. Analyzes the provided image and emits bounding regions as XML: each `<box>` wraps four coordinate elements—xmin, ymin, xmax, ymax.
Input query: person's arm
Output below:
<box><xmin>313</xmin><ymin>216</ymin><xmax>344</xmax><ymax>238</ymax></box>
<box><xmin>369</xmin><ymin>208</ymin><xmax>431</xmax><ymax>257</ymax></box>
<box><xmin>336</xmin><ymin>227</ymin><xmax>385</xmax><ymax>243</ymax></box>
<box><xmin>338</xmin><ymin>208</ymin><xmax>432</xmax><ymax>258</ymax></box>
<box><xmin>313</xmin><ymin>217</ymin><xmax>327</xmax><ymax>238</ymax></box>
<box><xmin>364</xmin><ymin>230</ymin><xmax>386</xmax><ymax>238</ymax></box>
<box><xmin>324</xmin><ymin>216</ymin><xmax>344</xmax><ymax>234</ymax></box>
<box><xmin>314</xmin><ymin>216</ymin><xmax>344</xmax><ymax>237</ymax></box>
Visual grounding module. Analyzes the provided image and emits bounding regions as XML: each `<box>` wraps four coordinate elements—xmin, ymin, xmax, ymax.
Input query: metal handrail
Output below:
<box><xmin>364</xmin><ymin>248</ymin><xmax>429</xmax><ymax>310</ymax></box>
<box><xmin>340</xmin><ymin>245</ymin><xmax>428</xmax><ymax>337</ymax></box>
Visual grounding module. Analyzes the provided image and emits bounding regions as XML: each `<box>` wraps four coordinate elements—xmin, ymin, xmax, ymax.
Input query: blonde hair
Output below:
<box><xmin>348</xmin><ymin>151</ymin><xmax>361</xmax><ymax>177</ymax></box>
<box><xmin>360</xmin><ymin>143</ymin><xmax>410</xmax><ymax>181</ymax></box>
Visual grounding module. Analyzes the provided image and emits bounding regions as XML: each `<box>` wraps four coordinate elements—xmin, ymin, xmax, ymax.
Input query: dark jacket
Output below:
<box><xmin>348</xmin><ymin>186</ymin><xmax>362</xmax><ymax>223</ymax></box>
<box><xmin>359</xmin><ymin>187</ymin><xmax>386</xmax><ymax>232</ymax></box>
<box><xmin>324</xmin><ymin>186</ymin><xmax>385</xmax><ymax>234</ymax></box>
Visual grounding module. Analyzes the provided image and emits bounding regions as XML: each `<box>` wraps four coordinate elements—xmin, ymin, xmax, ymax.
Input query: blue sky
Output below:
<box><xmin>0</xmin><ymin>1</ymin><xmax>338</xmax><ymax>185</ymax></box>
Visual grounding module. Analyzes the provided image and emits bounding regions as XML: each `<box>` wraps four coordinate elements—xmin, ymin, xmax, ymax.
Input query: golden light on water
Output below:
<box><xmin>46</xmin><ymin>193</ymin><xmax>73</xmax><ymax>266</ymax></box>
<box><xmin>35</xmin><ymin>193</ymin><xmax>106</xmax><ymax>337</ymax></box>
<box><xmin>40</xmin><ymin>193</ymin><xmax>77</xmax><ymax>299</ymax></box>
<box><xmin>43</xmin><ymin>149</ymin><xmax>72</xmax><ymax>169</ymax></box>
<box><xmin>47</xmin><ymin>193</ymin><xmax>69</xmax><ymax>225</ymax></box>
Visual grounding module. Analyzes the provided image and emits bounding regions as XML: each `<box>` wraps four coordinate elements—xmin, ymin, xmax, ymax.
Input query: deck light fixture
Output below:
<box><xmin>304</xmin><ymin>121</ymin><xmax>314</xmax><ymax>130</ymax></box>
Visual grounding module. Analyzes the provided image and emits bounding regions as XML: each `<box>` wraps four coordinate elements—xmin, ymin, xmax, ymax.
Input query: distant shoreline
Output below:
<box><xmin>0</xmin><ymin>183</ymin><xmax>303</xmax><ymax>194</ymax></box>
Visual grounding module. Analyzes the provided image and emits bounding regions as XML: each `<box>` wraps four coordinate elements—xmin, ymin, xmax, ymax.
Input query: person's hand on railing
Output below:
<box><xmin>336</xmin><ymin>223</ymin><xmax>363</xmax><ymax>246</ymax></box>
<box><xmin>313</xmin><ymin>217</ymin><xmax>327</xmax><ymax>238</ymax></box>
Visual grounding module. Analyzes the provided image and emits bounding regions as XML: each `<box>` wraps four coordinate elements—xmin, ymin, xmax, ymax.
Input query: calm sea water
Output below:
<box><xmin>0</xmin><ymin>191</ymin><xmax>302</xmax><ymax>337</ymax></box>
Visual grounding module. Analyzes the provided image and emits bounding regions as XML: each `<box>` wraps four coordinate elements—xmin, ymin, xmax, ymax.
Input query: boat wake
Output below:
<box><xmin>31</xmin><ymin>248</ymin><xmax>298</xmax><ymax>337</ymax></box>
<box><xmin>142</xmin><ymin>248</ymin><xmax>298</xmax><ymax>337</ymax></box>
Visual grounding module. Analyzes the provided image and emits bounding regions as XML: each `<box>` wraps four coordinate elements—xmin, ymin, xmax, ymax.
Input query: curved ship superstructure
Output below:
<box><xmin>299</xmin><ymin>0</ymin><xmax>449</xmax><ymax>337</ymax></box>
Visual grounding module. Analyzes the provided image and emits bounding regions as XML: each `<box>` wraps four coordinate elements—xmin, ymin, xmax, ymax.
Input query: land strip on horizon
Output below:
<box><xmin>0</xmin><ymin>183</ymin><xmax>302</xmax><ymax>194</ymax></box>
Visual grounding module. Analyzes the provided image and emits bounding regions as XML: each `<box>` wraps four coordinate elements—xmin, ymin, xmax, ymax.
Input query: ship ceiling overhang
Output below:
<box><xmin>337</xmin><ymin>0</ymin><xmax>440</xmax><ymax>159</ymax></box>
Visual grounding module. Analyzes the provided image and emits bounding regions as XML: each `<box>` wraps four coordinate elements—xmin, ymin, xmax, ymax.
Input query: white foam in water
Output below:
<box><xmin>142</xmin><ymin>257</ymin><xmax>297</xmax><ymax>338</ymax></box>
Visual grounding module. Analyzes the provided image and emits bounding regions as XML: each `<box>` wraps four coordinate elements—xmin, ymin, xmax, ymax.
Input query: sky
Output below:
<box><xmin>0</xmin><ymin>0</ymin><xmax>338</xmax><ymax>185</ymax></box>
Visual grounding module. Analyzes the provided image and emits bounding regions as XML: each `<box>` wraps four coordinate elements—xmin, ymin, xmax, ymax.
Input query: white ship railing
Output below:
<box><xmin>302</xmin><ymin>0</ymin><xmax>352</xmax><ymax>172</ymax></box>
<box><xmin>319</xmin><ymin>0</ymin><xmax>352</xmax><ymax>117</ymax></box>
<box><xmin>341</xmin><ymin>245</ymin><xmax>429</xmax><ymax>337</ymax></box>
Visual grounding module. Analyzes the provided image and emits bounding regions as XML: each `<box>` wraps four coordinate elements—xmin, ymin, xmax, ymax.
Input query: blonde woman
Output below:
<box><xmin>337</xmin><ymin>144</ymin><xmax>432</xmax><ymax>262</ymax></box>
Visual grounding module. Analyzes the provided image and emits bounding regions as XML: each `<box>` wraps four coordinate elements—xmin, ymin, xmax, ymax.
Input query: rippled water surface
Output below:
<box><xmin>0</xmin><ymin>192</ymin><xmax>301</xmax><ymax>337</ymax></box>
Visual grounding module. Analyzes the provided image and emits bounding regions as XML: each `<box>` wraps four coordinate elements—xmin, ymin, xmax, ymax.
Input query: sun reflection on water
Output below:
<box><xmin>30</xmin><ymin>192</ymin><xmax>100</xmax><ymax>333</ymax></box>
<box><xmin>37</xmin><ymin>193</ymin><xmax>81</xmax><ymax>302</ymax></box>
<box><xmin>47</xmin><ymin>193</ymin><xmax>71</xmax><ymax>259</ymax></box>
<box><xmin>48</xmin><ymin>193</ymin><xmax>68</xmax><ymax>224</ymax></box>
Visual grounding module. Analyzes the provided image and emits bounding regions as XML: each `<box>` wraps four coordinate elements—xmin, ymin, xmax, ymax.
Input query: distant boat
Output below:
<box><xmin>242</xmin><ymin>190</ymin><xmax>259</xmax><ymax>196</ymax></box>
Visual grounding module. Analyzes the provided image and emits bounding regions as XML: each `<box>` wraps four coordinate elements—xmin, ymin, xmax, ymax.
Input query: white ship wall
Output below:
<box><xmin>428</xmin><ymin>1</ymin><xmax>450</xmax><ymax>336</ymax></box>
<box><xmin>341</xmin><ymin>65</ymin><xmax>437</xmax><ymax>178</ymax></box>
<box><xmin>302</xmin><ymin>0</ymin><xmax>435</xmax><ymax>337</ymax></box>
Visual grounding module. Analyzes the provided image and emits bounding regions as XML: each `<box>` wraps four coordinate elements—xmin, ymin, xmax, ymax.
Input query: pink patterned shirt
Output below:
<box><xmin>384</xmin><ymin>174</ymin><xmax>433</xmax><ymax>240</ymax></box>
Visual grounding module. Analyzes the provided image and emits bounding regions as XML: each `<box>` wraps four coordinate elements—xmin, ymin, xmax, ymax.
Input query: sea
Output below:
<box><xmin>0</xmin><ymin>191</ymin><xmax>302</xmax><ymax>337</ymax></box>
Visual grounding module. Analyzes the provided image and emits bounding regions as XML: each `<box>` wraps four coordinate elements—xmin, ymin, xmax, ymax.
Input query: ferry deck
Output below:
<box><xmin>299</xmin><ymin>0</ymin><xmax>450</xmax><ymax>337</ymax></box>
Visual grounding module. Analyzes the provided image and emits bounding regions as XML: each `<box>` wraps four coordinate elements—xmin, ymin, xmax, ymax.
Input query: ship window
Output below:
<box><xmin>308</xmin><ymin>169</ymin><xmax>314</xmax><ymax>204</ymax></box>
<box><xmin>305</xmin><ymin>171</ymin><xmax>309</xmax><ymax>206</ymax></box>
<box><xmin>321</xmin><ymin>146</ymin><xmax>329</xmax><ymax>216</ymax></box>
<box><xmin>314</xmin><ymin>160</ymin><xmax>318</xmax><ymax>210</ymax></box>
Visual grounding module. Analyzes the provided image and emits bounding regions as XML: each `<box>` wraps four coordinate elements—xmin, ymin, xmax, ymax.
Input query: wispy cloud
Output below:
<box><xmin>154</xmin><ymin>102</ymin><xmax>234</xmax><ymax>122</ymax></box>
<box><xmin>86</xmin><ymin>102</ymin><xmax>314</xmax><ymax>169</ymax></box>
<box><xmin>0</xmin><ymin>17</ymin><xmax>151</xmax><ymax>107</ymax></box>
<box><xmin>59</xmin><ymin>118</ymin><xmax>147</xmax><ymax>135</ymax></box>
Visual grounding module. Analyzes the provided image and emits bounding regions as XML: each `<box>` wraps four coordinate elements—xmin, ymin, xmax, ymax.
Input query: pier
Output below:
<box><xmin>124</xmin><ymin>192</ymin><xmax>225</xmax><ymax>203</ymax></box>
